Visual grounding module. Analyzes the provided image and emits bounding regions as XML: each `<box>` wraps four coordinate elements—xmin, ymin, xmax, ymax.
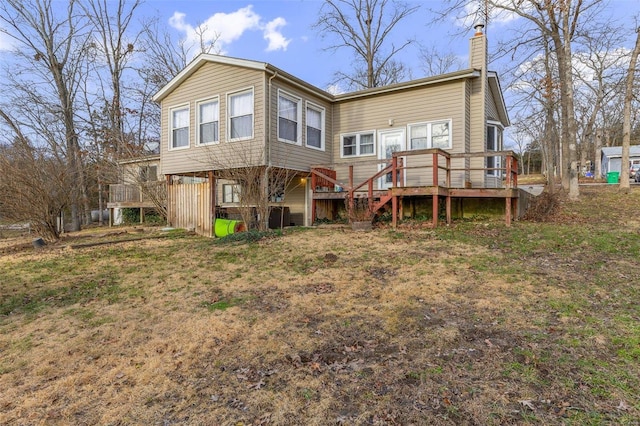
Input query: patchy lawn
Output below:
<box><xmin>1</xmin><ymin>186</ymin><xmax>639</xmax><ymax>425</ymax></box>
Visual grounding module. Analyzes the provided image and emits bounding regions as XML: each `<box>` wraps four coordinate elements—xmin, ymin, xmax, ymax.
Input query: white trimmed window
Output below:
<box><xmin>170</xmin><ymin>105</ymin><xmax>189</xmax><ymax>149</ymax></box>
<box><xmin>305</xmin><ymin>102</ymin><xmax>325</xmax><ymax>150</ymax></box>
<box><xmin>278</xmin><ymin>90</ymin><xmax>302</xmax><ymax>144</ymax></box>
<box><xmin>228</xmin><ymin>89</ymin><xmax>254</xmax><ymax>140</ymax></box>
<box><xmin>197</xmin><ymin>98</ymin><xmax>219</xmax><ymax>145</ymax></box>
<box><xmin>408</xmin><ymin>120</ymin><xmax>452</xmax><ymax>150</ymax></box>
<box><xmin>222</xmin><ymin>184</ymin><xmax>241</xmax><ymax>203</ymax></box>
<box><xmin>486</xmin><ymin>123</ymin><xmax>503</xmax><ymax>176</ymax></box>
<box><xmin>341</xmin><ymin>131</ymin><xmax>375</xmax><ymax>157</ymax></box>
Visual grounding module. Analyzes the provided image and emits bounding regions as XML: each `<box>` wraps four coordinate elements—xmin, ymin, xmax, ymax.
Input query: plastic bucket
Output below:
<box><xmin>214</xmin><ymin>218</ymin><xmax>244</xmax><ymax>237</ymax></box>
<box><xmin>606</xmin><ymin>171</ymin><xmax>619</xmax><ymax>184</ymax></box>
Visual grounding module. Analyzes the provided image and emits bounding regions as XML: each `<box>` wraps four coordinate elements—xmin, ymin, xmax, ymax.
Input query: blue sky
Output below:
<box><xmin>141</xmin><ymin>0</ymin><xmax>478</xmax><ymax>91</ymax></box>
<box><xmin>139</xmin><ymin>0</ymin><xmax>640</xmax><ymax>94</ymax></box>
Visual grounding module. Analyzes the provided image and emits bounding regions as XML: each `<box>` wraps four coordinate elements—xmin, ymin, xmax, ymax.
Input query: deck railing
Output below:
<box><xmin>311</xmin><ymin>149</ymin><xmax>519</xmax><ymax>194</ymax></box>
<box><xmin>310</xmin><ymin>149</ymin><xmax>519</xmax><ymax>226</ymax></box>
<box><xmin>108</xmin><ymin>181</ymin><xmax>167</xmax><ymax>205</ymax></box>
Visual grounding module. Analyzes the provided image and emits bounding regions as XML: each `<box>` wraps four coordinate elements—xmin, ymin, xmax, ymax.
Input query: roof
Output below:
<box><xmin>117</xmin><ymin>154</ymin><xmax>160</xmax><ymax>165</ymax></box>
<box><xmin>152</xmin><ymin>54</ymin><xmax>510</xmax><ymax>127</ymax></box>
<box><xmin>601</xmin><ymin>145</ymin><xmax>640</xmax><ymax>158</ymax></box>
<box><xmin>152</xmin><ymin>53</ymin><xmax>334</xmax><ymax>103</ymax></box>
<box><xmin>488</xmin><ymin>71</ymin><xmax>510</xmax><ymax>126</ymax></box>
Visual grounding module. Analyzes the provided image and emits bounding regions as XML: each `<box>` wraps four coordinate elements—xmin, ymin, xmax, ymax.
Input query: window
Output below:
<box><xmin>139</xmin><ymin>165</ymin><xmax>157</xmax><ymax>182</ymax></box>
<box><xmin>222</xmin><ymin>184</ymin><xmax>241</xmax><ymax>203</ymax></box>
<box><xmin>228</xmin><ymin>89</ymin><xmax>253</xmax><ymax>140</ymax></box>
<box><xmin>278</xmin><ymin>91</ymin><xmax>301</xmax><ymax>144</ymax></box>
<box><xmin>170</xmin><ymin>106</ymin><xmax>189</xmax><ymax>149</ymax></box>
<box><xmin>197</xmin><ymin>99</ymin><xmax>219</xmax><ymax>144</ymax></box>
<box><xmin>341</xmin><ymin>132</ymin><xmax>375</xmax><ymax>157</ymax></box>
<box><xmin>306</xmin><ymin>102</ymin><xmax>325</xmax><ymax>150</ymax></box>
<box><xmin>486</xmin><ymin>123</ymin><xmax>503</xmax><ymax>176</ymax></box>
<box><xmin>408</xmin><ymin>120</ymin><xmax>452</xmax><ymax>150</ymax></box>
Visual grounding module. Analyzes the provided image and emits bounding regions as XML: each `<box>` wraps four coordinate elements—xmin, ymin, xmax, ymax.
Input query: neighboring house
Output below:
<box><xmin>150</xmin><ymin>25</ymin><xmax>518</xmax><ymax>236</ymax></box>
<box><xmin>600</xmin><ymin>145</ymin><xmax>640</xmax><ymax>177</ymax></box>
<box><xmin>107</xmin><ymin>155</ymin><xmax>164</xmax><ymax>225</ymax></box>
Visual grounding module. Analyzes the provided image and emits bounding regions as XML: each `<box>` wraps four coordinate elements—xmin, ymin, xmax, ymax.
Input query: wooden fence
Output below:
<box><xmin>167</xmin><ymin>182</ymin><xmax>212</xmax><ymax>237</ymax></box>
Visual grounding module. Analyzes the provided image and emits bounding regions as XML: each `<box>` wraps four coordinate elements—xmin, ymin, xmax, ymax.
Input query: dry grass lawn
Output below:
<box><xmin>1</xmin><ymin>185</ymin><xmax>639</xmax><ymax>425</ymax></box>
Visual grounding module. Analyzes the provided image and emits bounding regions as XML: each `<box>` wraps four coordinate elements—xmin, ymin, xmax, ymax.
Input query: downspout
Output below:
<box><xmin>265</xmin><ymin>70</ymin><xmax>278</xmax><ymax>230</ymax></box>
<box><xmin>267</xmin><ymin>69</ymin><xmax>278</xmax><ymax>167</ymax></box>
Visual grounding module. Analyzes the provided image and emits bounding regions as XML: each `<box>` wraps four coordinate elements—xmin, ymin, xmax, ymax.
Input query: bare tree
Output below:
<box><xmin>83</xmin><ymin>0</ymin><xmax>142</xmax><ymax>156</ymax></box>
<box><xmin>620</xmin><ymin>26</ymin><xmax>640</xmax><ymax>192</ymax></box>
<box><xmin>313</xmin><ymin>0</ymin><xmax>419</xmax><ymax>90</ymax></box>
<box><xmin>0</xmin><ymin>109</ymin><xmax>70</xmax><ymax>241</ymax></box>
<box><xmin>0</xmin><ymin>0</ymin><xmax>92</xmax><ymax>229</ymax></box>
<box><xmin>443</xmin><ymin>0</ymin><xmax>611</xmax><ymax>199</ymax></box>
<box><xmin>80</xmin><ymin>0</ymin><xmax>143</xmax><ymax>224</ymax></box>
<box><xmin>573</xmin><ymin>23</ymin><xmax>627</xmax><ymax>178</ymax></box>
<box><xmin>201</xmin><ymin>144</ymin><xmax>299</xmax><ymax>232</ymax></box>
<box><xmin>419</xmin><ymin>45</ymin><xmax>465</xmax><ymax>76</ymax></box>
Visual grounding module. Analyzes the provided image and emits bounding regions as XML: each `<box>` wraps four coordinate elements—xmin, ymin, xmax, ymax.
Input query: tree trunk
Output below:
<box><xmin>620</xmin><ymin>27</ymin><xmax>640</xmax><ymax>192</ymax></box>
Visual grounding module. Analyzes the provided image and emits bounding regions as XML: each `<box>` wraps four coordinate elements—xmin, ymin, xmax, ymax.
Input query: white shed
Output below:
<box><xmin>600</xmin><ymin>145</ymin><xmax>640</xmax><ymax>177</ymax></box>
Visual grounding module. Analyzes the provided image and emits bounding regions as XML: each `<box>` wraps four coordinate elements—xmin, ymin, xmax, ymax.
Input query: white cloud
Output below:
<box><xmin>263</xmin><ymin>17</ymin><xmax>290</xmax><ymax>52</ymax></box>
<box><xmin>456</xmin><ymin>0</ymin><xmax>523</xmax><ymax>30</ymax></box>
<box><xmin>325</xmin><ymin>84</ymin><xmax>345</xmax><ymax>95</ymax></box>
<box><xmin>169</xmin><ymin>6</ymin><xmax>290</xmax><ymax>56</ymax></box>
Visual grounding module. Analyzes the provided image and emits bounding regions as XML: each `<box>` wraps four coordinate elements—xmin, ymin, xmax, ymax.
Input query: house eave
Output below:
<box><xmin>488</xmin><ymin>71</ymin><xmax>510</xmax><ymax>127</ymax></box>
<box><xmin>333</xmin><ymin>69</ymin><xmax>481</xmax><ymax>102</ymax></box>
<box><xmin>152</xmin><ymin>54</ymin><xmax>269</xmax><ymax>103</ymax></box>
<box><xmin>117</xmin><ymin>154</ymin><xmax>161</xmax><ymax>165</ymax></box>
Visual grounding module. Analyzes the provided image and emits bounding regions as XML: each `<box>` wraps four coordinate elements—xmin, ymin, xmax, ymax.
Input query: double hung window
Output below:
<box><xmin>408</xmin><ymin>120</ymin><xmax>452</xmax><ymax>150</ymax></box>
<box><xmin>341</xmin><ymin>132</ymin><xmax>375</xmax><ymax>157</ymax></box>
<box><xmin>197</xmin><ymin>99</ymin><xmax>219</xmax><ymax>144</ymax></box>
<box><xmin>222</xmin><ymin>184</ymin><xmax>241</xmax><ymax>203</ymax></box>
<box><xmin>486</xmin><ymin>124</ymin><xmax>503</xmax><ymax>176</ymax></box>
<box><xmin>305</xmin><ymin>103</ymin><xmax>324</xmax><ymax>150</ymax></box>
<box><xmin>229</xmin><ymin>89</ymin><xmax>253</xmax><ymax>140</ymax></box>
<box><xmin>278</xmin><ymin>91</ymin><xmax>301</xmax><ymax>144</ymax></box>
<box><xmin>170</xmin><ymin>106</ymin><xmax>189</xmax><ymax>149</ymax></box>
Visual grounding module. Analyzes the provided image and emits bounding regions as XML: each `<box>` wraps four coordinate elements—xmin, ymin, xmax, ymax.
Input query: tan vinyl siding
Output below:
<box><xmin>283</xmin><ymin>178</ymin><xmax>306</xmax><ymax>217</ymax></box>
<box><xmin>333</xmin><ymin>81</ymin><xmax>467</xmax><ymax>161</ymax></box>
<box><xmin>161</xmin><ymin>63</ymin><xmax>266</xmax><ymax>175</ymax></box>
<box><xmin>486</xmin><ymin>89</ymin><xmax>500</xmax><ymax>122</ymax></box>
<box><xmin>328</xmin><ymin>81</ymin><xmax>472</xmax><ymax>189</ymax></box>
<box><xmin>468</xmin><ymin>74</ymin><xmax>486</xmax><ymax>187</ymax></box>
<box><xmin>267</xmin><ymin>79</ymin><xmax>332</xmax><ymax>172</ymax></box>
<box><xmin>464</xmin><ymin>80</ymin><xmax>472</xmax><ymax>184</ymax></box>
<box><xmin>469</xmin><ymin>35</ymin><xmax>485</xmax><ymax>69</ymax></box>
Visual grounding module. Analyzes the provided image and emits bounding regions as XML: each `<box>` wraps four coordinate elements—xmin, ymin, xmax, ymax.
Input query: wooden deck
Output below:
<box><xmin>106</xmin><ymin>182</ymin><xmax>166</xmax><ymax>209</ymax></box>
<box><xmin>106</xmin><ymin>182</ymin><xmax>167</xmax><ymax>226</ymax></box>
<box><xmin>311</xmin><ymin>149</ymin><xmax>520</xmax><ymax>227</ymax></box>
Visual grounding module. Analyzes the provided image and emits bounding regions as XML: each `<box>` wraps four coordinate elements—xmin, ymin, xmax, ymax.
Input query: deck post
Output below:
<box><xmin>446</xmin><ymin>154</ymin><xmax>451</xmax><ymax>224</ymax></box>
<box><xmin>348</xmin><ymin>165</ymin><xmax>354</xmax><ymax>212</ymax></box>
<box><xmin>392</xmin><ymin>194</ymin><xmax>398</xmax><ymax>228</ymax></box>
<box><xmin>209</xmin><ymin>171</ymin><xmax>216</xmax><ymax>237</ymax></box>
<box><xmin>432</xmin><ymin>152</ymin><xmax>439</xmax><ymax>227</ymax></box>
<box><xmin>165</xmin><ymin>175</ymin><xmax>172</xmax><ymax>226</ymax></box>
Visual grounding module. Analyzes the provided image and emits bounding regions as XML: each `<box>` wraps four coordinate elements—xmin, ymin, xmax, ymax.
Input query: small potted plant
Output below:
<box><xmin>346</xmin><ymin>197</ymin><xmax>374</xmax><ymax>231</ymax></box>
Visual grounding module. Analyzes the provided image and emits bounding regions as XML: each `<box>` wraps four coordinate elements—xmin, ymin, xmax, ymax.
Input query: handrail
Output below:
<box><xmin>108</xmin><ymin>182</ymin><xmax>166</xmax><ymax>204</ymax></box>
<box><xmin>311</xmin><ymin>149</ymin><xmax>518</xmax><ymax>194</ymax></box>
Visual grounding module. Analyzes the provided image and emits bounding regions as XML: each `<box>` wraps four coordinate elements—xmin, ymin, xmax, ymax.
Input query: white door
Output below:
<box><xmin>378</xmin><ymin>129</ymin><xmax>405</xmax><ymax>189</ymax></box>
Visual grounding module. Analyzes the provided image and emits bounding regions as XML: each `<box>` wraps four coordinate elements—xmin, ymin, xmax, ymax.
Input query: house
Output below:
<box><xmin>146</xmin><ymin>24</ymin><xmax>518</xmax><ymax>236</ymax></box>
<box><xmin>600</xmin><ymin>145</ymin><xmax>640</xmax><ymax>178</ymax></box>
<box><xmin>106</xmin><ymin>154</ymin><xmax>165</xmax><ymax>225</ymax></box>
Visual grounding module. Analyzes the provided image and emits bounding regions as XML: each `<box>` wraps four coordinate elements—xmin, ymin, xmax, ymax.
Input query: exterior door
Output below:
<box><xmin>378</xmin><ymin>129</ymin><xmax>405</xmax><ymax>189</ymax></box>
